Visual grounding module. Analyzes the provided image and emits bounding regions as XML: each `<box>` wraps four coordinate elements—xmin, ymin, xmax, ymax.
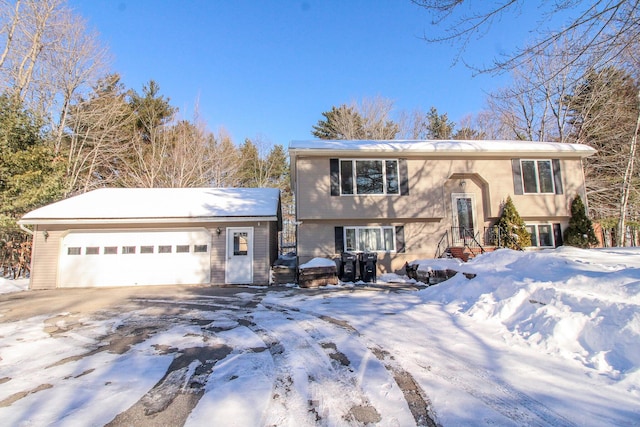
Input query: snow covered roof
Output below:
<box><xmin>20</xmin><ymin>188</ymin><xmax>281</xmax><ymax>225</ymax></box>
<box><xmin>289</xmin><ymin>139</ymin><xmax>596</xmax><ymax>159</ymax></box>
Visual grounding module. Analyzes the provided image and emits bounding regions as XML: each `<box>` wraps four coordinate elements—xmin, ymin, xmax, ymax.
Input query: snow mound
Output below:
<box><xmin>419</xmin><ymin>247</ymin><xmax>640</xmax><ymax>377</ymax></box>
<box><xmin>0</xmin><ymin>278</ymin><xmax>29</xmax><ymax>294</ymax></box>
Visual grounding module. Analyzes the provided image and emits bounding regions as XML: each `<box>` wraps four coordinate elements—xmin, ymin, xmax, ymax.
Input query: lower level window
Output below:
<box><xmin>526</xmin><ymin>224</ymin><xmax>554</xmax><ymax>247</ymax></box>
<box><xmin>345</xmin><ymin>226</ymin><xmax>395</xmax><ymax>252</ymax></box>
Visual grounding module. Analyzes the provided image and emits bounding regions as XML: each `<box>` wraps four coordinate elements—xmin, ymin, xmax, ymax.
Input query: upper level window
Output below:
<box><xmin>521</xmin><ymin>160</ymin><xmax>555</xmax><ymax>194</ymax></box>
<box><xmin>340</xmin><ymin>159</ymin><xmax>399</xmax><ymax>195</ymax></box>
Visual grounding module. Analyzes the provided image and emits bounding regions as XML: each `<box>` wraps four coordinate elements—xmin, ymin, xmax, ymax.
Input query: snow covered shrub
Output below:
<box><xmin>496</xmin><ymin>196</ymin><xmax>531</xmax><ymax>249</ymax></box>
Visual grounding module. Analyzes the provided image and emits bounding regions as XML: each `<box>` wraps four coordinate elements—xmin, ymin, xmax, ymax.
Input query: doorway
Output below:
<box><xmin>225</xmin><ymin>227</ymin><xmax>253</xmax><ymax>284</ymax></box>
<box><xmin>452</xmin><ymin>193</ymin><xmax>477</xmax><ymax>241</ymax></box>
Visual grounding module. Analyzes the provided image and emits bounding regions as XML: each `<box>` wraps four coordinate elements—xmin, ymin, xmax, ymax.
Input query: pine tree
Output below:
<box><xmin>564</xmin><ymin>195</ymin><xmax>598</xmax><ymax>248</ymax></box>
<box><xmin>311</xmin><ymin>105</ymin><xmax>365</xmax><ymax>140</ymax></box>
<box><xmin>0</xmin><ymin>96</ymin><xmax>64</xmax><ymax>234</ymax></box>
<box><xmin>496</xmin><ymin>196</ymin><xmax>531</xmax><ymax>249</ymax></box>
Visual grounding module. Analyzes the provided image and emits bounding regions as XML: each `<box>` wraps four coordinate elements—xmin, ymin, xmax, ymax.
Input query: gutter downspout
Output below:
<box><xmin>19</xmin><ymin>222</ymin><xmax>34</xmax><ymax>236</ymax></box>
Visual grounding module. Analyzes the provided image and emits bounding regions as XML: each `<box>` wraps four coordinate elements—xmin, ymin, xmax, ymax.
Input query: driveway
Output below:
<box><xmin>0</xmin><ymin>284</ymin><xmax>439</xmax><ymax>426</ymax></box>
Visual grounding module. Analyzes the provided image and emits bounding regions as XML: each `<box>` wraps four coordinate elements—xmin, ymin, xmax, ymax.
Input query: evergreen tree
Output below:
<box><xmin>496</xmin><ymin>196</ymin><xmax>531</xmax><ymax>249</ymax></box>
<box><xmin>0</xmin><ymin>95</ymin><xmax>64</xmax><ymax>233</ymax></box>
<box><xmin>311</xmin><ymin>105</ymin><xmax>365</xmax><ymax>140</ymax></box>
<box><xmin>564</xmin><ymin>195</ymin><xmax>598</xmax><ymax>248</ymax></box>
<box><xmin>128</xmin><ymin>80</ymin><xmax>175</xmax><ymax>143</ymax></box>
<box><xmin>426</xmin><ymin>106</ymin><xmax>454</xmax><ymax>139</ymax></box>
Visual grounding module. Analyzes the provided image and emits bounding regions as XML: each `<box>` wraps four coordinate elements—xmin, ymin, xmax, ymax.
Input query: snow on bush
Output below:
<box><xmin>418</xmin><ymin>247</ymin><xmax>640</xmax><ymax>377</ymax></box>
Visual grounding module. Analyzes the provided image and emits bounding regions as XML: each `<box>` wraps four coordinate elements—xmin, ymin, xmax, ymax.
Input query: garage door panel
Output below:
<box><xmin>59</xmin><ymin>229</ymin><xmax>212</xmax><ymax>287</ymax></box>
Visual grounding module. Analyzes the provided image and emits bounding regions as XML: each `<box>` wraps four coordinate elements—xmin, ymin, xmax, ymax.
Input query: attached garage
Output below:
<box><xmin>19</xmin><ymin>188</ymin><xmax>282</xmax><ymax>289</ymax></box>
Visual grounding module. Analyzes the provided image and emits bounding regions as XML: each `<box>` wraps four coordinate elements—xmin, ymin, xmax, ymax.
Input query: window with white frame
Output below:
<box><xmin>526</xmin><ymin>224</ymin><xmax>554</xmax><ymax>247</ymax></box>
<box><xmin>340</xmin><ymin>159</ymin><xmax>399</xmax><ymax>195</ymax></box>
<box><xmin>521</xmin><ymin>160</ymin><xmax>555</xmax><ymax>194</ymax></box>
<box><xmin>344</xmin><ymin>226</ymin><xmax>395</xmax><ymax>252</ymax></box>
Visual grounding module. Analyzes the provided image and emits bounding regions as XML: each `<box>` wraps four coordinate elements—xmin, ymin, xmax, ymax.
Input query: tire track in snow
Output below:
<box><xmin>261</xmin><ymin>302</ymin><xmax>440</xmax><ymax>427</ymax></box>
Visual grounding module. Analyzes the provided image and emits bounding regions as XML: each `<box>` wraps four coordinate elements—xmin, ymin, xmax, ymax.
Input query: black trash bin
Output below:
<box><xmin>358</xmin><ymin>252</ymin><xmax>377</xmax><ymax>283</ymax></box>
<box><xmin>340</xmin><ymin>252</ymin><xmax>357</xmax><ymax>282</ymax></box>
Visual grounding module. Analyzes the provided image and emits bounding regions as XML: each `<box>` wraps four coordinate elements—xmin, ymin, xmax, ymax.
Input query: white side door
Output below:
<box><xmin>225</xmin><ymin>227</ymin><xmax>253</xmax><ymax>284</ymax></box>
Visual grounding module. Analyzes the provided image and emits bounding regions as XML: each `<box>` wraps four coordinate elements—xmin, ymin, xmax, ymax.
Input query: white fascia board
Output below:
<box><xmin>18</xmin><ymin>216</ymin><xmax>278</xmax><ymax>226</ymax></box>
<box><xmin>288</xmin><ymin>140</ymin><xmax>597</xmax><ymax>159</ymax></box>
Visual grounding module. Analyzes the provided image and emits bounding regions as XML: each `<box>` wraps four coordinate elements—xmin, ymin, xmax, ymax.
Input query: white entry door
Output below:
<box><xmin>225</xmin><ymin>227</ymin><xmax>253</xmax><ymax>284</ymax></box>
<box><xmin>452</xmin><ymin>193</ymin><xmax>477</xmax><ymax>240</ymax></box>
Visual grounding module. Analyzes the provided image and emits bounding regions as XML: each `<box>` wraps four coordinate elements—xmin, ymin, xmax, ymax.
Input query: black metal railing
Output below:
<box><xmin>434</xmin><ymin>230</ymin><xmax>450</xmax><ymax>258</ymax></box>
<box><xmin>483</xmin><ymin>225</ymin><xmax>523</xmax><ymax>251</ymax></box>
<box><xmin>451</xmin><ymin>227</ymin><xmax>485</xmax><ymax>254</ymax></box>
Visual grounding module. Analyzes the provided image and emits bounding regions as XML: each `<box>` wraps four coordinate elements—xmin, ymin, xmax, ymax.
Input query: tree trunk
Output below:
<box><xmin>617</xmin><ymin>90</ymin><xmax>640</xmax><ymax>246</ymax></box>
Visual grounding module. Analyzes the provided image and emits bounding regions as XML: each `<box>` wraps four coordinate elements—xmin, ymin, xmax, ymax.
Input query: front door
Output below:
<box><xmin>225</xmin><ymin>227</ymin><xmax>253</xmax><ymax>284</ymax></box>
<box><xmin>452</xmin><ymin>193</ymin><xmax>476</xmax><ymax>240</ymax></box>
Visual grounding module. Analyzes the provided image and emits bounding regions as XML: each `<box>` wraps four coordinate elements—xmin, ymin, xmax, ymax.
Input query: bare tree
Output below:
<box><xmin>0</xmin><ymin>0</ymin><xmax>109</xmax><ymax>144</ymax></box>
<box><xmin>44</xmin><ymin>10</ymin><xmax>110</xmax><ymax>153</ymax></box>
<box><xmin>65</xmin><ymin>74</ymin><xmax>134</xmax><ymax>195</ymax></box>
<box><xmin>207</xmin><ymin>128</ymin><xmax>242</xmax><ymax>187</ymax></box>
<box><xmin>413</xmin><ymin>1</ymin><xmax>640</xmax><ymax>80</ymax></box>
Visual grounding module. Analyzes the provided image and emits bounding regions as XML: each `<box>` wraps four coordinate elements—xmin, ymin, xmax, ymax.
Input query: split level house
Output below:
<box><xmin>18</xmin><ymin>187</ymin><xmax>282</xmax><ymax>289</ymax></box>
<box><xmin>289</xmin><ymin>139</ymin><xmax>596</xmax><ymax>275</ymax></box>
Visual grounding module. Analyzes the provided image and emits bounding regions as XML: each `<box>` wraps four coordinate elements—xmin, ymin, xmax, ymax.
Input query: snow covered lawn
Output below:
<box><xmin>0</xmin><ymin>247</ymin><xmax>639</xmax><ymax>426</ymax></box>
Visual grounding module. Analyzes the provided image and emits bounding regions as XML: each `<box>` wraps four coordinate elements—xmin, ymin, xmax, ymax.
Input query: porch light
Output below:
<box><xmin>43</xmin><ymin>230</ymin><xmax>49</xmax><ymax>241</ymax></box>
<box><xmin>460</xmin><ymin>180</ymin><xmax>466</xmax><ymax>190</ymax></box>
<box><xmin>216</xmin><ymin>227</ymin><xmax>222</xmax><ymax>236</ymax></box>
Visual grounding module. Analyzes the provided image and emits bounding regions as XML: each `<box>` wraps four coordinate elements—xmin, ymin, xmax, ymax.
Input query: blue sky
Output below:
<box><xmin>68</xmin><ymin>1</ymin><xmax>533</xmax><ymax>147</ymax></box>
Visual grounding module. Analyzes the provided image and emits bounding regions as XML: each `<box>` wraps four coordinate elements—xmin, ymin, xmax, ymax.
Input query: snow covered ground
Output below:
<box><xmin>0</xmin><ymin>277</ymin><xmax>28</xmax><ymax>294</ymax></box>
<box><xmin>0</xmin><ymin>247</ymin><xmax>639</xmax><ymax>426</ymax></box>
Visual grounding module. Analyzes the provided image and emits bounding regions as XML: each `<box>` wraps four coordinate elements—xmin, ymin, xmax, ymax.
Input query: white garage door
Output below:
<box><xmin>58</xmin><ymin>229</ymin><xmax>212</xmax><ymax>287</ymax></box>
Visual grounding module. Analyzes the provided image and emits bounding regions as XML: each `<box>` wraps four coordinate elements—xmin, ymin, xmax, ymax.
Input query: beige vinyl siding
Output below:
<box><xmin>252</xmin><ymin>222</ymin><xmax>270</xmax><ymax>285</ymax></box>
<box><xmin>296</xmin><ymin>156</ymin><xmax>588</xmax><ymax>223</ymax></box>
<box><xmin>29</xmin><ymin>225</ymin><xmax>66</xmax><ymax>290</ymax></box>
<box><xmin>209</xmin><ymin>225</ymin><xmax>226</xmax><ymax>285</ymax></box>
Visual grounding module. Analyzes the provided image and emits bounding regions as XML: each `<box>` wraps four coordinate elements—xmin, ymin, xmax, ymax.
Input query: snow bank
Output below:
<box><xmin>418</xmin><ymin>247</ymin><xmax>640</xmax><ymax>377</ymax></box>
<box><xmin>0</xmin><ymin>278</ymin><xmax>28</xmax><ymax>294</ymax></box>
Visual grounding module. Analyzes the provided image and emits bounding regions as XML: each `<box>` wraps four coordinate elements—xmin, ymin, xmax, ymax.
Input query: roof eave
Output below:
<box><xmin>288</xmin><ymin>147</ymin><xmax>596</xmax><ymax>159</ymax></box>
<box><xmin>18</xmin><ymin>216</ymin><xmax>279</xmax><ymax>226</ymax></box>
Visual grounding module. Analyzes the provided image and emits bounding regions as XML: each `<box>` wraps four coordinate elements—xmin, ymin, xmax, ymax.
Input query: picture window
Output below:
<box><xmin>344</xmin><ymin>226</ymin><xmax>395</xmax><ymax>252</ymax></box>
<box><xmin>521</xmin><ymin>160</ymin><xmax>555</xmax><ymax>194</ymax></box>
<box><xmin>339</xmin><ymin>159</ymin><xmax>399</xmax><ymax>195</ymax></box>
